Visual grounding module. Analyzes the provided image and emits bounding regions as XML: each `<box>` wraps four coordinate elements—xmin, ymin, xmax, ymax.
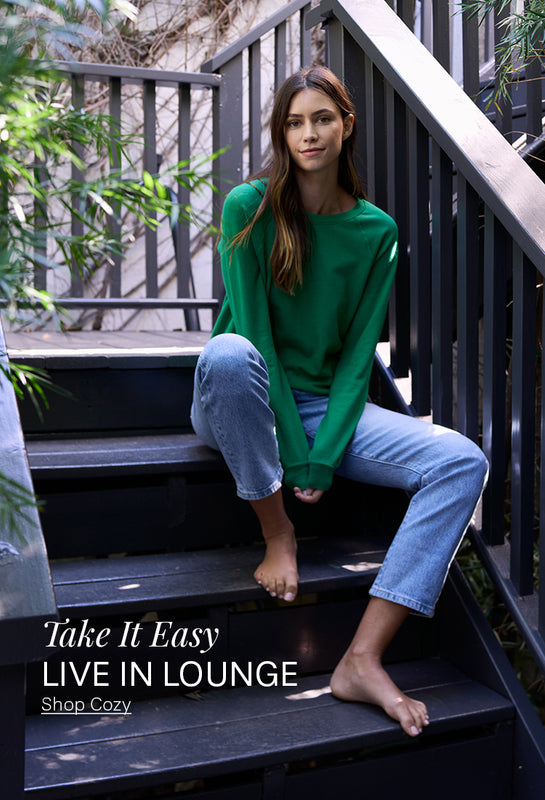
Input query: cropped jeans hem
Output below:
<box><xmin>237</xmin><ymin>475</ymin><xmax>283</xmax><ymax>502</ymax></box>
<box><xmin>368</xmin><ymin>587</ymin><xmax>434</xmax><ymax>618</ymax></box>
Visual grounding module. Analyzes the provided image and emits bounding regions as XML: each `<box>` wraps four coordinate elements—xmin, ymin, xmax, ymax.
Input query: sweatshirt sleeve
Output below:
<box><xmin>217</xmin><ymin>187</ymin><xmax>312</xmax><ymax>489</ymax></box>
<box><xmin>306</xmin><ymin>216</ymin><xmax>399</xmax><ymax>490</ymax></box>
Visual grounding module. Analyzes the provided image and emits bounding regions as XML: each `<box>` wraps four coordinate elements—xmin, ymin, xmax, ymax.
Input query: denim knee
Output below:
<box><xmin>197</xmin><ymin>333</ymin><xmax>262</xmax><ymax>382</ymax></box>
<box><xmin>196</xmin><ymin>333</ymin><xmax>268</xmax><ymax>397</ymax></box>
<box><xmin>438</xmin><ymin>430</ymin><xmax>489</xmax><ymax>494</ymax></box>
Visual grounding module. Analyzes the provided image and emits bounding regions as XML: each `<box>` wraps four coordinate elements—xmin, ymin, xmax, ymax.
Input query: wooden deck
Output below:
<box><xmin>5</xmin><ymin>329</ymin><xmax>211</xmax><ymax>358</ymax></box>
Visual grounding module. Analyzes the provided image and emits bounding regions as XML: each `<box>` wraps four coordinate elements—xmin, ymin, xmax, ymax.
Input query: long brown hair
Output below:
<box><xmin>230</xmin><ymin>65</ymin><xmax>366</xmax><ymax>294</ymax></box>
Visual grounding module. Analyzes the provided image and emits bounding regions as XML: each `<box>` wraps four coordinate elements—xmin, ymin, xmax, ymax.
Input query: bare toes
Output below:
<box><xmin>402</xmin><ymin>701</ymin><xmax>429</xmax><ymax>737</ymax></box>
<box><xmin>284</xmin><ymin>583</ymin><xmax>297</xmax><ymax>602</ymax></box>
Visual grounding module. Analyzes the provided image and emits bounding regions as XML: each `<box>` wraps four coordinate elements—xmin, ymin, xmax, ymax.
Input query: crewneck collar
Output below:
<box><xmin>306</xmin><ymin>198</ymin><xmax>365</xmax><ymax>224</ymax></box>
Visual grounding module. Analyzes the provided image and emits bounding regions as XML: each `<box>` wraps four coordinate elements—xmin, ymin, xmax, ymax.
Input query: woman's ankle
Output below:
<box><xmin>249</xmin><ymin>489</ymin><xmax>294</xmax><ymax>542</ymax></box>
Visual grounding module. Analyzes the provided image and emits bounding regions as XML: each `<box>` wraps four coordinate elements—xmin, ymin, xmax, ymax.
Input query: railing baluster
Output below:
<box><xmin>397</xmin><ymin>0</ymin><xmax>414</xmax><ymax>28</ymax></box>
<box><xmin>372</xmin><ymin>64</ymin><xmax>387</xmax><ymax>212</ymax></box>
<box><xmin>360</xmin><ymin>55</ymin><xmax>389</xmax><ymax>210</ymax></box>
<box><xmin>343</xmin><ymin>29</ymin><xmax>365</xmax><ymax>182</ymax></box>
<box><xmin>325</xmin><ymin>15</ymin><xmax>344</xmax><ymax>81</ymax></box>
<box><xmin>456</xmin><ymin>175</ymin><xmax>480</xmax><ymax>442</ymax></box>
<box><xmin>71</xmin><ymin>75</ymin><xmax>84</xmax><ymax>297</ymax></box>
<box><xmin>482</xmin><ymin>208</ymin><xmax>508</xmax><ymax>545</ymax></box>
<box><xmin>211</xmin><ymin>53</ymin><xmax>243</xmax><ymax>305</ymax></box>
<box><xmin>407</xmin><ymin>110</ymin><xmax>431</xmax><ymax>415</ymax></box>
<box><xmin>249</xmin><ymin>41</ymin><xmax>262</xmax><ymax>174</ymax></box>
<box><xmin>364</xmin><ymin>56</ymin><xmax>376</xmax><ymax>204</ymax></box>
<box><xmin>511</xmin><ymin>244</ymin><xmax>537</xmax><ymax>596</ymax></box>
<box><xmin>432</xmin><ymin>0</ymin><xmax>450</xmax><ymax>71</ymax></box>
<box><xmin>109</xmin><ymin>76</ymin><xmax>122</xmax><ymax>298</ymax></box>
<box><xmin>143</xmin><ymin>79</ymin><xmax>158</xmax><ymax>297</ymax></box>
<box><xmin>299</xmin><ymin>4</ymin><xmax>312</xmax><ymax>67</ymax></box>
<box><xmin>462</xmin><ymin>4</ymin><xmax>479</xmax><ymax>101</ymax></box>
<box><xmin>274</xmin><ymin>21</ymin><xmax>287</xmax><ymax>91</ymax></box>
<box><xmin>386</xmin><ymin>86</ymin><xmax>410</xmax><ymax>378</ymax></box>
<box><xmin>177</xmin><ymin>83</ymin><xmax>195</xmax><ymax>329</ymax></box>
<box><xmin>431</xmin><ymin>142</ymin><xmax>453</xmax><ymax>427</ymax></box>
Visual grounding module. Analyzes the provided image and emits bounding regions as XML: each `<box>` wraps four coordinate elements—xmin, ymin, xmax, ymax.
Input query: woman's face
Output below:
<box><xmin>284</xmin><ymin>88</ymin><xmax>354</xmax><ymax>176</ymax></box>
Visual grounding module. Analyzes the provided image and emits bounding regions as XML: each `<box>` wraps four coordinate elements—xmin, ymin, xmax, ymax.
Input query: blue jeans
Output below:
<box><xmin>191</xmin><ymin>333</ymin><xmax>489</xmax><ymax>617</ymax></box>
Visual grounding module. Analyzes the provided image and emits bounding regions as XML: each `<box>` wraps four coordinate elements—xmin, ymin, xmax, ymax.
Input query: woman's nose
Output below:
<box><xmin>303</xmin><ymin>121</ymin><xmax>317</xmax><ymax>140</ymax></box>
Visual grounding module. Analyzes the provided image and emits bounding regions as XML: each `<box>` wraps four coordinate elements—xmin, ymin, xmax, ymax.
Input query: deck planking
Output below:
<box><xmin>5</xmin><ymin>329</ymin><xmax>211</xmax><ymax>358</ymax></box>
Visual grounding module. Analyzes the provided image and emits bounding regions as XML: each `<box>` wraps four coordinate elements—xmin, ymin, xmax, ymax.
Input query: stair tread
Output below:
<box><xmin>6</xmin><ymin>329</ymin><xmax>209</xmax><ymax>368</ymax></box>
<box><xmin>51</xmin><ymin>537</ymin><xmax>388</xmax><ymax>615</ymax></box>
<box><xmin>27</xmin><ymin>433</ymin><xmax>223</xmax><ymax>477</ymax></box>
<box><xmin>24</xmin><ymin>659</ymin><xmax>514</xmax><ymax>796</ymax></box>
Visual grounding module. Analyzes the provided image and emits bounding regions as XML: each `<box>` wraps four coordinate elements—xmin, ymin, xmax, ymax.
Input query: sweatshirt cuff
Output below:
<box><xmin>307</xmin><ymin>462</ymin><xmax>334</xmax><ymax>491</ymax></box>
<box><xmin>283</xmin><ymin>462</ymin><xmax>309</xmax><ymax>490</ymax></box>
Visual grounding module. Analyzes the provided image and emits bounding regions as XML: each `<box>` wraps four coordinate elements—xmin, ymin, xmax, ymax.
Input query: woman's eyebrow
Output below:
<box><xmin>286</xmin><ymin>108</ymin><xmax>334</xmax><ymax>119</ymax></box>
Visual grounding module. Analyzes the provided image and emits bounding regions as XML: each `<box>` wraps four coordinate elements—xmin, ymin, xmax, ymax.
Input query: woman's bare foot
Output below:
<box><xmin>249</xmin><ymin>490</ymin><xmax>299</xmax><ymax>602</ymax></box>
<box><xmin>330</xmin><ymin>650</ymin><xmax>430</xmax><ymax>737</ymax></box>
<box><xmin>253</xmin><ymin>524</ymin><xmax>298</xmax><ymax>602</ymax></box>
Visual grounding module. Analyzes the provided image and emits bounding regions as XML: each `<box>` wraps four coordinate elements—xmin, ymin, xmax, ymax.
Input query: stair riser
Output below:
<box><xmin>34</xmin><ymin>471</ymin><xmax>409</xmax><ymax>558</ymax></box>
<box><xmin>25</xmin><ymin>599</ymin><xmax>437</xmax><ymax>713</ymax></box>
<box><xmin>281</xmin><ymin>723</ymin><xmax>514</xmax><ymax>800</ymax></box>
<box><xmin>19</xmin><ymin>366</ymin><xmax>196</xmax><ymax>435</ymax></box>
<box><xmin>34</xmin><ymin>473</ymin><xmax>258</xmax><ymax>557</ymax></box>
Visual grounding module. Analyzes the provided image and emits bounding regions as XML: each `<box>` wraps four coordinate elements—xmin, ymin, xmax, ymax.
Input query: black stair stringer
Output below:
<box><xmin>439</xmin><ymin>562</ymin><xmax>545</xmax><ymax>800</ymax></box>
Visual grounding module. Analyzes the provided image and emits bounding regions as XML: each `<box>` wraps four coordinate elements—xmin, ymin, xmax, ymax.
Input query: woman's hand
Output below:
<box><xmin>293</xmin><ymin>487</ymin><xmax>324</xmax><ymax>504</ymax></box>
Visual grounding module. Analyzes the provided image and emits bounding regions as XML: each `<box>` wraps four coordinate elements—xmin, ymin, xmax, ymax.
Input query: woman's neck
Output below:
<box><xmin>296</xmin><ymin>171</ymin><xmax>356</xmax><ymax>215</ymax></box>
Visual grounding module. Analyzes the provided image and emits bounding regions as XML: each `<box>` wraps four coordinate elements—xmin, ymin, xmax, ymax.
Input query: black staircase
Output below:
<box><xmin>12</xmin><ymin>338</ymin><xmax>523</xmax><ymax>799</ymax></box>
<box><xmin>2</xmin><ymin>0</ymin><xmax>545</xmax><ymax>797</ymax></box>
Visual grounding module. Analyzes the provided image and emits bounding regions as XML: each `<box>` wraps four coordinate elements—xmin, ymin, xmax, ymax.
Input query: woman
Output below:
<box><xmin>191</xmin><ymin>66</ymin><xmax>488</xmax><ymax>738</ymax></box>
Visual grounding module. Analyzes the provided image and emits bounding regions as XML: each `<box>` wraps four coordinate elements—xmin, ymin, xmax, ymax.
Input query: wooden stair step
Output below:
<box><xmin>24</xmin><ymin>659</ymin><xmax>514</xmax><ymax>798</ymax></box>
<box><xmin>50</xmin><ymin>537</ymin><xmax>387</xmax><ymax>616</ymax></box>
<box><xmin>27</xmin><ymin>433</ymin><xmax>223</xmax><ymax>479</ymax></box>
<box><xmin>6</xmin><ymin>330</ymin><xmax>209</xmax><ymax>368</ymax></box>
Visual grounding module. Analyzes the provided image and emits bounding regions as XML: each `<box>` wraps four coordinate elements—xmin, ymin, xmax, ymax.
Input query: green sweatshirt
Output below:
<box><xmin>212</xmin><ymin>179</ymin><xmax>398</xmax><ymax>491</ymax></box>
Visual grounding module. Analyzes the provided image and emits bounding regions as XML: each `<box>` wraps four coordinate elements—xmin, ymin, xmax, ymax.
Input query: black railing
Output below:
<box><xmin>31</xmin><ymin>63</ymin><xmax>222</xmax><ymax>331</ymax></box>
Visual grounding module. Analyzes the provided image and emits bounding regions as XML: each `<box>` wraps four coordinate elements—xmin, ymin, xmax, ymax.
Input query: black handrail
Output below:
<box><xmin>0</xmin><ymin>320</ymin><xmax>57</xmax><ymax>641</ymax></box>
<box><xmin>0</xmin><ymin>319</ymin><xmax>57</xmax><ymax>798</ymax></box>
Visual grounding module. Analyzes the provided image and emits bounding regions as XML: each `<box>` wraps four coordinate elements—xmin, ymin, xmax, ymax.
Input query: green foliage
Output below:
<box><xmin>0</xmin><ymin>471</ymin><xmax>42</xmax><ymax>542</ymax></box>
<box><xmin>460</xmin><ymin>0</ymin><xmax>545</xmax><ymax>101</ymax></box>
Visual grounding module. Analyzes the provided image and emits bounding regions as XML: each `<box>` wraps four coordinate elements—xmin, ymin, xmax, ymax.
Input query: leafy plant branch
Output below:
<box><xmin>460</xmin><ymin>0</ymin><xmax>545</xmax><ymax>102</ymax></box>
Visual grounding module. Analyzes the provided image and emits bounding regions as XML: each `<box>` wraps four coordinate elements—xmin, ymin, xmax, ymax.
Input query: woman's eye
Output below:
<box><xmin>318</xmin><ymin>116</ymin><xmax>331</xmax><ymax>124</ymax></box>
<box><xmin>287</xmin><ymin>120</ymin><xmax>299</xmax><ymax>128</ymax></box>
